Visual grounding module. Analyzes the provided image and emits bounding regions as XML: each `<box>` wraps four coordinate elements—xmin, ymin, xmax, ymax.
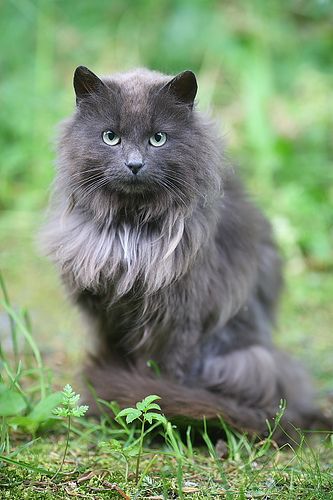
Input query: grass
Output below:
<box><xmin>0</xmin><ymin>0</ymin><xmax>333</xmax><ymax>497</ymax></box>
<box><xmin>2</xmin><ymin>443</ymin><xmax>333</xmax><ymax>499</ymax></box>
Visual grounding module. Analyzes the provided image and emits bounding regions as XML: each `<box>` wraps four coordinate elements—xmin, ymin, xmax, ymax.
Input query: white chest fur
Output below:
<box><xmin>44</xmin><ymin>210</ymin><xmax>191</xmax><ymax>297</ymax></box>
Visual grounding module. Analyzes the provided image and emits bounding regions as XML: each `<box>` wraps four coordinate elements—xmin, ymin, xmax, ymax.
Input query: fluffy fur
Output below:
<box><xmin>42</xmin><ymin>66</ymin><xmax>330</xmax><ymax>441</ymax></box>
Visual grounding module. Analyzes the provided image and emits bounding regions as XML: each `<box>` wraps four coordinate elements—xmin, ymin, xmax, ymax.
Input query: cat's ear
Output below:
<box><xmin>162</xmin><ymin>70</ymin><xmax>197</xmax><ymax>108</ymax></box>
<box><xmin>73</xmin><ymin>66</ymin><xmax>105</xmax><ymax>103</ymax></box>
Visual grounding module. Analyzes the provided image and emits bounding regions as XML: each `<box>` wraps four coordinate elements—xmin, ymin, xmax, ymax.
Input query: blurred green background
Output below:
<box><xmin>0</xmin><ymin>0</ymin><xmax>332</xmax><ymax>389</ymax></box>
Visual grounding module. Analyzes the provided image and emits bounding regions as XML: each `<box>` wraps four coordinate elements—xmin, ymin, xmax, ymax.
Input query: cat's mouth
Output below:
<box><xmin>113</xmin><ymin>175</ymin><xmax>151</xmax><ymax>194</ymax></box>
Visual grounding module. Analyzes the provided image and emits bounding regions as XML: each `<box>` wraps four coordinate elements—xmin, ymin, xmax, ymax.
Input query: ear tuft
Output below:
<box><xmin>162</xmin><ymin>70</ymin><xmax>198</xmax><ymax>107</ymax></box>
<box><xmin>73</xmin><ymin>66</ymin><xmax>105</xmax><ymax>103</ymax></box>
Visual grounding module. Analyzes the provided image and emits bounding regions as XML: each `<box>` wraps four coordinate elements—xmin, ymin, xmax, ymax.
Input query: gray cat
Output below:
<box><xmin>42</xmin><ymin>66</ymin><xmax>329</xmax><ymax>439</ymax></box>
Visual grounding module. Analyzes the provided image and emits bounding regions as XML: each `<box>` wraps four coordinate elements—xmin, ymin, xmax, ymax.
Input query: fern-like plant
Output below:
<box><xmin>116</xmin><ymin>395</ymin><xmax>166</xmax><ymax>483</ymax></box>
<box><xmin>52</xmin><ymin>384</ymin><xmax>89</xmax><ymax>477</ymax></box>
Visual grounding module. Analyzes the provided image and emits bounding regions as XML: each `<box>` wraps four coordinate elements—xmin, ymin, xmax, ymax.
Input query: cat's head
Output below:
<box><xmin>58</xmin><ymin>66</ymin><xmax>222</xmax><ymax>217</ymax></box>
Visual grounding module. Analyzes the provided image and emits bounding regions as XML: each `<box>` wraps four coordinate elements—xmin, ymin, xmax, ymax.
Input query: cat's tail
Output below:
<box><xmin>83</xmin><ymin>354</ymin><xmax>332</xmax><ymax>440</ymax></box>
<box><xmin>82</xmin><ymin>357</ymin><xmax>321</xmax><ymax>438</ymax></box>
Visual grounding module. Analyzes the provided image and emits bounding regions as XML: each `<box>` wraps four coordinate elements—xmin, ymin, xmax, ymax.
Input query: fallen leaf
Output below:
<box><xmin>183</xmin><ymin>487</ymin><xmax>199</xmax><ymax>493</ymax></box>
<box><xmin>77</xmin><ymin>469</ymin><xmax>105</xmax><ymax>483</ymax></box>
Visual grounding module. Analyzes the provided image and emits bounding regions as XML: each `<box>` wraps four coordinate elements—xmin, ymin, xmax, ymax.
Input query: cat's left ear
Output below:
<box><xmin>161</xmin><ymin>70</ymin><xmax>197</xmax><ymax>108</ymax></box>
<box><xmin>73</xmin><ymin>66</ymin><xmax>106</xmax><ymax>104</ymax></box>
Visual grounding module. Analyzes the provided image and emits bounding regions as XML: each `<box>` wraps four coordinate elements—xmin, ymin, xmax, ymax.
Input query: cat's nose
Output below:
<box><xmin>126</xmin><ymin>161</ymin><xmax>144</xmax><ymax>175</ymax></box>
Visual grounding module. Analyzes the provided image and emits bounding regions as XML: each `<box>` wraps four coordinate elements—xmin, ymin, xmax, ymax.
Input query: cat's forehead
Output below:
<box><xmin>102</xmin><ymin>69</ymin><xmax>169</xmax><ymax>121</ymax></box>
<box><xmin>105</xmin><ymin>68</ymin><xmax>168</xmax><ymax>86</ymax></box>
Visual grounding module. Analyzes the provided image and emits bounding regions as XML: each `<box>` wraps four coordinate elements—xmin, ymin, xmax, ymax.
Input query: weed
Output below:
<box><xmin>115</xmin><ymin>395</ymin><xmax>166</xmax><ymax>484</ymax></box>
<box><xmin>52</xmin><ymin>384</ymin><xmax>89</xmax><ymax>478</ymax></box>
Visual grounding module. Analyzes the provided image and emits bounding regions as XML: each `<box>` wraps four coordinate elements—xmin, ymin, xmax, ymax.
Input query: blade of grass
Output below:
<box><xmin>0</xmin><ymin>273</ymin><xmax>18</xmax><ymax>364</ymax></box>
<box><xmin>202</xmin><ymin>418</ymin><xmax>232</xmax><ymax>499</ymax></box>
<box><xmin>2</xmin><ymin>359</ymin><xmax>31</xmax><ymax>411</ymax></box>
<box><xmin>0</xmin><ymin>300</ymin><xmax>46</xmax><ymax>399</ymax></box>
<box><xmin>0</xmin><ymin>454</ymin><xmax>56</xmax><ymax>476</ymax></box>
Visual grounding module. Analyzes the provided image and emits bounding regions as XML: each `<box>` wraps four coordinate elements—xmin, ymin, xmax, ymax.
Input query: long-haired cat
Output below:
<box><xmin>42</xmin><ymin>66</ymin><xmax>330</xmax><ymax>440</ymax></box>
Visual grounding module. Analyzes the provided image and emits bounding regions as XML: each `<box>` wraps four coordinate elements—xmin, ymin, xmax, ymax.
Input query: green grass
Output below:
<box><xmin>0</xmin><ymin>0</ymin><xmax>333</xmax><ymax>498</ymax></box>
<box><xmin>2</xmin><ymin>441</ymin><xmax>333</xmax><ymax>499</ymax></box>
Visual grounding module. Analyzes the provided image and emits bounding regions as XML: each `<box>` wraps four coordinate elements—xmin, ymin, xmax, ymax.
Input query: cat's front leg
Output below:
<box><xmin>146</xmin><ymin>289</ymin><xmax>205</xmax><ymax>382</ymax></box>
<box><xmin>157</xmin><ymin>322</ymin><xmax>203</xmax><ymax>382</ymax></box>
<box><xmin>145</xmin><ymin>267</ymin><xmax>220</xmax><ymax>382</ymax></box>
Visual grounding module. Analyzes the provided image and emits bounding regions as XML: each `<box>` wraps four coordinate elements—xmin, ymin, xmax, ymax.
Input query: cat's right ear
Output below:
<box><xmin>73</xmin><ymin>66</ymin><xmax>105</xmax><ymax>104</ymax></box>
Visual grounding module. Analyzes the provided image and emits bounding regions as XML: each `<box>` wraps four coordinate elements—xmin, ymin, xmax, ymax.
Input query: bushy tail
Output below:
<box><xmin>83</xmin><ymin>356</ymin><xmax>332</xmax><ymax>441</ymax></box>
<box><xmin>83</xmin><ymin>359</ymin><xmax>277</xmax><ymax>436</ymax></box>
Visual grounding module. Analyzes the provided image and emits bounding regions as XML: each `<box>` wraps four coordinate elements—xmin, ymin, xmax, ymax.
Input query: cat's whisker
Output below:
<box><xmin>149</xmin><ymin>172</ymin><xmax>189</xmax><ymax>207</ymax></box>
<box><xmin>160</xmin><ymin>178</ymin><xmax>189</xmax><ymax>209</ymax></box>
<box><xmin>78</xmin><ymin>178</ymin><xmax>109</xmax><ymax>202</ymax></box>
<box><xmin>84</xmin><ymin>177</ymin><xmax>114</xmax><ymax>200</ymax></box>
<box><xmin>57</xmin><ymin>170</ymin><xmax>102</xmax><ymax>191</ymax></box>
<box><xmin>65</xmin><ymin>177</ymin><xmax>107</xmax><ymax>209</ymax></box>
<box><xmin>165</xmin><ymin>173</ymin><xmax>205</xmax><ymax>199</ymax></box>
<box><xmin>164</xmin><ymin>178</ymin><xmax>201</xmax><ymax>203</ymax></box>
<box><xmin>69</xmin><ymin>173</ymin><xmax>104</xmax><ymax>194</ymax></box>
<box><xmin>168</xmin><ymin>171</ymin><xmax>208</xmax><ymax>194</ymax></box>
<box><xmin>151</xmin><ymin>176</ymin><xmax>188</xmax><ymax>209</ymax></box>
<box><xmin>70</xmin><ymin>167</ymin><xmax>104</xmax><ymax>178</ymax></box>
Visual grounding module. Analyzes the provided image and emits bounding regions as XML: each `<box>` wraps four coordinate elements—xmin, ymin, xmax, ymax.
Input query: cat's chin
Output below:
<box><xmin>111</xmin><ymin>178</ymin><xmax>155</xmax><ymax>196</ymax></box>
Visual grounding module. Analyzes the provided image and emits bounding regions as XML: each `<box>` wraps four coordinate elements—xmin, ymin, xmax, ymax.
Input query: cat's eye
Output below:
<box><xmin>102</xmin><ymin>130</ymin><xmax>121</xmax><ymax>146</ymax></box>
<box><xmin>149</xmin><ymin>132</ymin><xmax>167</xmax><ymax>147</ymax></box>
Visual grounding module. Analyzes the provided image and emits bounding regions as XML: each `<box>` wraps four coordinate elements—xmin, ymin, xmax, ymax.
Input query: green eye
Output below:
<box><xmin>149</xmin><ymin>132</ymin><xmax>167</xmax><ymax>147</ymax></box>
<box><xmin>102</xmin><ymin>130</ymin><xmax>121</xmax><ymax>146</ymax></box>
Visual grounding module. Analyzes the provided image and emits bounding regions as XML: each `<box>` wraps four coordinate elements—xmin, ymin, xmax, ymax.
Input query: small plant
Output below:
<box><xmin>115</xmin><ymin>395</ymin><xmax>166</xmax><ymax>484</ymax></box>
<box><xmin>52</xmin><ymin>384</ymin><xmax>89</xmax><ymax>477</ymax></box>
<box><xmin>100</xmin><ymin>438</ymin><xmax>138</xmax><ymax>481</ymax></box>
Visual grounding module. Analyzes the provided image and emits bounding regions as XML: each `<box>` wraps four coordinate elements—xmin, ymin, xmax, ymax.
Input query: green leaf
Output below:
<box><xmin>28</xmin><ymin>392</ymin><xmax>63</xmax><ymax>423</ymax></box>
<box><xmin>53</xmin><ymin>407</ymin><xmax>70</xmax><ymax>417</ymax></box>
<box><xmin>125</xmin><ymin>409</ymin><xmax>142</xmax><ymax>424</ymax></box>
<box><xmin>123</xmin><ymin>442</ymin><xmax>140</xmax><ymax>457</ymax></box>
<box><xmin>53</xmin><ymin>385</ymin><xmax>88</xmax><ymax>419</ymax></box>
<box><xmin>139</xmin><ymin>395</ymin><xmax>161</xmax><ymax>410</ymax></box>
<box><xmin>71</xmin><ymin>405</ymin><xmax>89</xmax><ymax>417</ymax></box>
<box><xmin>145</xmin><ymin>412</ymin><xmax>166</xmax><ymax>425</ymax></box>
<box><xmin>8</xmin><ymin>416</ymin><xmax>38</xmax><ymax>433</ymax></box>
<box><xmin>136</xmin><ymin>401</ymin><xmax>146</xmax><ymax>412</ymax></box>
<box><xmin>116</xmin><ymin>407</ymin><xmax>140</xmax><ymax>420</ymax></box>
<box><xmin>68</xmin><ymin>394</ymin><xmax>80</xmax><ymax>406</ymax></box>
<box><xmin>0</xmin><ymin>388</ymin><xmax>27</xmax><ymax>416</ymax></box>
<box><xmin>145</xmin><ymin>403</ymin><xmax>162</xmax><ymax>411</ymax></box>
<box><xmin>107</xmin><ymin>439</ymin><xmax>123</xmax><ymax>452</ymax></box>
<box><xmin>100</xmin><ymin>439</ymin><xmax>139</xmax><ymax>458</ymax></box>
<box><xmin>62</xmin><ymin>384</ymin><xmax>75</xmax><ymax>398</ymax></box>
<box><xmin>136</xmin><ymin>400</ymin><xmax>161</xmax><ymax>412</ymax></box>
<box><xmin>0</xmin><ymin>454</ymin><xmax>56</xmax><ymax>476</ymax></box>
